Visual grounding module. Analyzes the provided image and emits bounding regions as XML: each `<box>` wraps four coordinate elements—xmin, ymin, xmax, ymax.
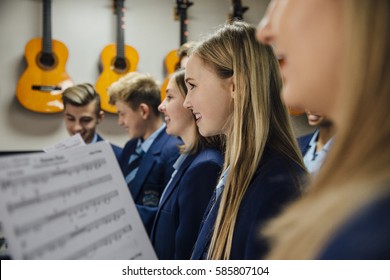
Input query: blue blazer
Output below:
<box><xmin>96</xmin><ymin>134</ymin><xmax>122</xmax><ymax>161</ymax></box>
<box><xmin>297</xmin><ymin>131</ymin><xmax>315</xmax><ymax>156</ymax></box>
<box><xmin>150</xmin><ymin>148</ymin><xmax>223</xmax><ymax>260</ymax></box>
<box><xmin>191</xmin><ymin>147</ymin><xmax>305</xmax><ymax>260</ymax></box>
<box><xmin>318</xmin><ymin>191</ymin><xmax>390</xmax><ymax>260</ymax></box>
<box><xmin>119</xmin><ymin>128</ymin><xmax>182</xmax><ymax>234</ymax></box>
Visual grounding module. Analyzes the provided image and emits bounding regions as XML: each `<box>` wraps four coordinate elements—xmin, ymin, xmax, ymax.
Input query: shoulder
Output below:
<box><xmin>255</xmin><ymin>148</ymin><xmax>305</xmax><ymax>185</ymax></box>
<box><xmin>123</xmin><ymin>138</ymin><xmax>138</xmax><ymax>148</ymax></box>
<box><xmin>154</xmin><ymin>129</ymin><xmax>182</xmax><ymax>149</ymax></box>
<box><xmin>191</xmin><ymin>148</ymin><xmax>224</xmax><ymax>167</ymax></box>
<box><xmin>122</xmin><ymin>138</ymin><xmax>138</xmax><ymax>153</ymax></box>
<box><xmin>245</xmin><ymin>148</ymin><xmax>304</xmax><ymax>205</ymax></box>
<box><xmin>110</xmin><ymin>143</ymin><xmax>122</xmax><ymax>152</ymax></box>
<box><xmin>319</xmin><ymin>192</ymin><xmax>390</xmax><ymax>259</ymax></box>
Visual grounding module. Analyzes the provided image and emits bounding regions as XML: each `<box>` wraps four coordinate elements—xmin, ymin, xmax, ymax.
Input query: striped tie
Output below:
<box><xmin>125</xmin><ymin>143</ymin><xmax>144</xmax><ymax>185</ymax></box>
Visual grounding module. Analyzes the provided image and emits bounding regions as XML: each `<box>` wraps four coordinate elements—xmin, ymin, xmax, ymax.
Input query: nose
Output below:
<box><xmin>158</xmin><ymin>100</ymin><xmax>166</xmax><ymax>113</ymax></box>
<box><xmin>256</xmin><ymin>0</ymin><xmax>276</xmax><ymax>45</ymax></box>
<box><xmin>183</xmin><ymin>94</ymin><xmax>192</xmax><ymax>109</ymax></box>
<box><xmin>73</xmin><ymin>121</ymin><xmax>83</xmax><ymax>133</ymax></box>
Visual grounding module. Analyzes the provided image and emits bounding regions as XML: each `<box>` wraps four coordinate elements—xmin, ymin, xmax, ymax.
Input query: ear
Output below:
<box><xmin>97</xmin><ymin>110</ymin><xmax>105</xmax><ymax>124</ymax></box>
<box><xmin>229</xmin><ymin>76</ymin><xmax>236</xmax><ymax>99</ymax></box>
<box><xmin>139</xmin><ymin>103</ymin><xmax>151</xmax><ymax>120</ymax></box>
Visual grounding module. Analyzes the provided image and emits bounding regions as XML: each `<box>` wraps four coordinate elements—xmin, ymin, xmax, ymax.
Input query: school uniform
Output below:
<box><xmin>318</xmin><ymin>191</ymin><xmax>390</xmax><ymax>260</ymax></box>
<box><xmin>95</xmin><ymin>134</ymin><xmax>122</xmax><ymax>161</ymax></box>
<box><xmin>191</xmin><ymin>147</ymin><xmax>305</xmax><ymax>260</ymax></box>
<box><xmin>297</xmin><ymin>132</ymin><xmax>315</xmax><ymax>157</ymax></box>
<box><xmin>119</xmin><ymin>125</ymin><xmax>182</xmax><ymax>234</ymax></box>
<box><xmin>298</xmin><ymin>130</ymin><xmax>333</xmax><ymax>175</ymax></box>
<box><xmin>150</xmin><ymin>148</ymin><xmax>223</xmax><ymax>260</ymax></box>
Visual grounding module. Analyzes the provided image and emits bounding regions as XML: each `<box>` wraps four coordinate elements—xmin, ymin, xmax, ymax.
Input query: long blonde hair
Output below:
<box><xmin>192</xmin><ymin>21</ymin><xmax>304</xmax><ymax>259</ymax></box>
<box><xmin>263</xmin><ymin>0</ymin><xmax>390</xmax><ymax>259</ymax></box>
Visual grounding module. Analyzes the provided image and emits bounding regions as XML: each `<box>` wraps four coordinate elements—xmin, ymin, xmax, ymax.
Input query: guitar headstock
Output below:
<box><xmin>114</xmin><ymin>0</ymin><xmax>125</xmax><ymax>15</ymax></box>
<box><xmin>174</xmin><ymin>0</ymin><xmax>193</xmax><ymax>21</ymax></box>
<box><xmin>228</xmin><ymin>0</ymin><xmax>249</xmax><ymax>22</ymax></box>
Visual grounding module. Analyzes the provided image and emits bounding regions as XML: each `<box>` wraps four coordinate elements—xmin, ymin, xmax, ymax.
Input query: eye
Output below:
<box><xmin>80</xmin><ymin>117</ymin><xmax>93</xmax><ymax>124</ymax></box>
<box><xmin>166</xmin><ymin>94</ymin><xmax>173</xmax><ymax>101</ymax></box>
<box><xmin>187</xmin><ymin>82</ymin><xmax>196</xmax><ymax>90</ymax></box>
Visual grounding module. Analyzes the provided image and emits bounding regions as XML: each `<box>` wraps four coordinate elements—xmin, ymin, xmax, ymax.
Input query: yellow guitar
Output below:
<box><xmin>96</xmin><ymin>0</ymin><xmax>139</xmax><ymax>113</ymax></box>
<box><xmin>16</xmin><ymin>0</ymin><xmax>73</xmax><ymax>113</ymax></box>
<box><xmin>161</xmin><ymin>0</ymin><xmax>193</xmax><ymax>101</ymax></box>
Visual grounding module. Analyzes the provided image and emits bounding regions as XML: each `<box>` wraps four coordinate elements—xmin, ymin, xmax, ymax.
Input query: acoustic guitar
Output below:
<box><xmin>160</xmin><ymin>0</ymin><xmax>193</xmax><ymax>101</ymax></box>
<box><xmin>96</xmin><ymin>0</ymin><xmax>139</xmax><ymax>113</ymax></box>
<box><xmin>16</xmin><ymin>0</ymin><xmax>73</xmax><ymax>113</ymax></box>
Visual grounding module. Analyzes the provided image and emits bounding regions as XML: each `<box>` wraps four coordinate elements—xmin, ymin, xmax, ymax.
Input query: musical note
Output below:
<box><xmin>7</xmin><ymin>174</ymin><xmax>112</xmax><ymax>213</ymax></box>
<box><xmin>0</xmin><ymin>142</ymin><xmax>157</xmax><ymax>259</ymax></box>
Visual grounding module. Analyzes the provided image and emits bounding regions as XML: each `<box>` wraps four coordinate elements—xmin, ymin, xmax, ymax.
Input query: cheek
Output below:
<box><xmin>65</xmin><ymin>121</ymin><xmax>74</xmax><ymax>130</ymax></box>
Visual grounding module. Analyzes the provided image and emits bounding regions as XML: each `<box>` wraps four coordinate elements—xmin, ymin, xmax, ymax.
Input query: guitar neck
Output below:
<box><xmin>177</xmin><ymin>0</ymin><xmax>193</xmax><ymax>46</ymax></box>
<box><xmin>115</xmin><ymin>0</ymin><xmax>125</xmax><ymax>59</ymax></box>
<box><xmin>42</xmin><ymin>0</ymin><xmax>52</xmax><ymax>54</ymax></box>
<box><xmin>179</xmin><ymin>8</ymin><xmax>188</xmax><ymax>45</ymax></box>
<box><xmin>229</xmin><ymin>0</ymin><xmax>249</xmax><ymax>21</ymax></box>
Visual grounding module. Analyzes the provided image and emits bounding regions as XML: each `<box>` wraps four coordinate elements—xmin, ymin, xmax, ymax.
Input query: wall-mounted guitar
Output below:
<box><xmin>160</xmin><ymin>0</ymin><xmax>193</xmax><ymax>101</ymax></box>
<box><xmin>16</xmin><ymin>0</ymin><xmax>73</xmax><ymax>113</ymax></box>
<box><xmin>96</xmin><ymin>0</ymin><xmax>139</xmax><ymax>113</ymax></box>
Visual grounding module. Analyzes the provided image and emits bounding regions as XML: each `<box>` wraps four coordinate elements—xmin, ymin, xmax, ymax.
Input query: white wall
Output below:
<box><xmin>1</xmin><ymin>0</ymin><xmax>310</xmax><ymax>151</ymax></box>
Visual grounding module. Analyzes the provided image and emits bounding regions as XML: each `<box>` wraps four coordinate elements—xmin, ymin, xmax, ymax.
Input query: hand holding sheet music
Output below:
<box><xmin>0</xmin><ymin>142</ymin><xmax>157</xmax><ymax>260</ymax></box>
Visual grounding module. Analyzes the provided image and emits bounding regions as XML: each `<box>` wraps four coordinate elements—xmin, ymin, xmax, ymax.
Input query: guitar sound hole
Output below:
<box><xmin>114</xmin><ymin>58</ymin><xmax>128</xmax><ymax>71</ymax></box>
<box><xmin>40</xmin><ymin>53</ymin><xmax>55</xmax><ymax>67</ymax></box>
<box><xmin>36</xmin><ymin>52</ymin><xmax>58</xmax><ymax>70</ymax></box>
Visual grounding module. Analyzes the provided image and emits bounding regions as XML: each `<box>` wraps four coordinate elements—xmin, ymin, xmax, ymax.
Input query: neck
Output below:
<box><xmin>316</xmin><ymin>125</ymin><xmax>335</xmax><ymax>152</ymax></box>
<box><xmin>142</xmin><ymin>116</ymin><xmax>164</xmax><ymax>141</ymax></box>
<box><xmin>180</xmin><ymin>124</ymin><xmax>197</xmax><ymax>147</ymax></box>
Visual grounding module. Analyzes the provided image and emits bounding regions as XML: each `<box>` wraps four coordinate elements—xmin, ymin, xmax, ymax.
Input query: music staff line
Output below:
<box><xmin>0</xmin><ymin>158</ymin><xmax>107</xmax><ymax>191</ymax></box>
<box><xmin>7</xmin><ymin>174</ymin><xmax>113</xmax><ymax>213</ymax></box>
<box><xmin>65</xmin><ymin>224</ymin><xmax>133</xmax><ymax>260</ymax></box>
<box><xmin>14</xmin><ymin>190</ymin><xmax>119</xmax><ymax>237</ymax></box>
<box><xmin>22</xmin><ymin>208</ymin><xmax>126</xmax><ymax>260</ymax></box>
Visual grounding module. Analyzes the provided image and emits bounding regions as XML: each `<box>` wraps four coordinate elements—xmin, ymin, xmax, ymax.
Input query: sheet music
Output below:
<box><xmin>0</xmin><ymin>142</ymin><xmax>157</xmax><ymax>260</ymax></box>
<box><xmin>43</xmin><ymin>133</ymin><xmax>85</xmax><ymax>153</ymax></box>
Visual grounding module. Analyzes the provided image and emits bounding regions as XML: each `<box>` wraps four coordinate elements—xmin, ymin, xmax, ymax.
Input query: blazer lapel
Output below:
<box><xmin>129</xmin><ymin>131</ymin><xmax>168</xmax><ymax>200</ymax></box>
<box><xmin>192</xmin><ymin>194</ymin><xmax>221</xmax><ymax>259</ymax></box>
<box><xmin>150</xmin><ymin>154</ymin><xmax>195</xmax><ymax>241</ymax></box>
<box><xmin>129</xmin><ymin>148</ymin><xmax>158</xmax><ymax>200</ymax></box>
<box><xmin>159</xmin><ymin>154</ymin><xmax>195</xmax><ymax>207</ymax></box>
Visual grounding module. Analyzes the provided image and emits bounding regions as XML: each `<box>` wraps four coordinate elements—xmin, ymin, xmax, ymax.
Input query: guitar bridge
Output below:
<box><xmin>32</xmin><ymin>85</ymin><xmax>62</xmax><ymax>91</ymax></box>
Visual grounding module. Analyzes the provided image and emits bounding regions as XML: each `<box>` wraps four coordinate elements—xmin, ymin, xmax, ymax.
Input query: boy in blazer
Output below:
<box><xmin>62</xmin><ymin>83</ymin><xmax>122</xmax><ymax>161</ymax></box>
<box><xmin>109</xmin><ymin>72</ymin><xmax>181</xmax><ymax>234</ymax></box>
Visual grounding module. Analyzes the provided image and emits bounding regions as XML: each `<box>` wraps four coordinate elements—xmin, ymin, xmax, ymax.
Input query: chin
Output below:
<box><xmin>198</xmin><ymin>128</ymin><xmax>214</xmax><ymax>138</ymax></box>
<box><xmin>166</xmin><ymin>128</ymin><xmax>173</xmax><ymax>136</ymax></box>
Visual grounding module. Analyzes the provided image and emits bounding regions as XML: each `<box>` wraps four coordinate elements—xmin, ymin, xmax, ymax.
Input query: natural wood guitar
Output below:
<box><xmin>16</xmin><ymin>0</ymin><xmax>73</xmax><ymax>113</ymax></box>
<box><xmin>96</xmin><ymin>0</ymin><xmax>139</xmax><ymax>113</ymax></box>
<box><xmin>161</xmin><ymin>0</ymin><xmax>193</xmax><ymax>101</ymax></box>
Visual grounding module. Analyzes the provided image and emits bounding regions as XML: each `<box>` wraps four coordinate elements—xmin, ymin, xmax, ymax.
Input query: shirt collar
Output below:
<box><xmin>138</xmin><ymin>123</ymin><xmax>166</xmax><ymax>154</ymax></box>
<box><xmin>173</xmin><ymin>153</ymin><xmax>189</xmax><ymax>170</ymax></box>
<box><xmin>90</xmin><ymin>133</ymin><xmax>98</xmax><ymax>144</ymax></box>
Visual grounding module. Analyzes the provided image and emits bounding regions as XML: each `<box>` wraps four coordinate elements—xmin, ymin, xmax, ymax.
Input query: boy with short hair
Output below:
<box><xmin>109</xmin><ymin>73</ymin><xmax>181</xmax><ymax>234</ymax></box>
